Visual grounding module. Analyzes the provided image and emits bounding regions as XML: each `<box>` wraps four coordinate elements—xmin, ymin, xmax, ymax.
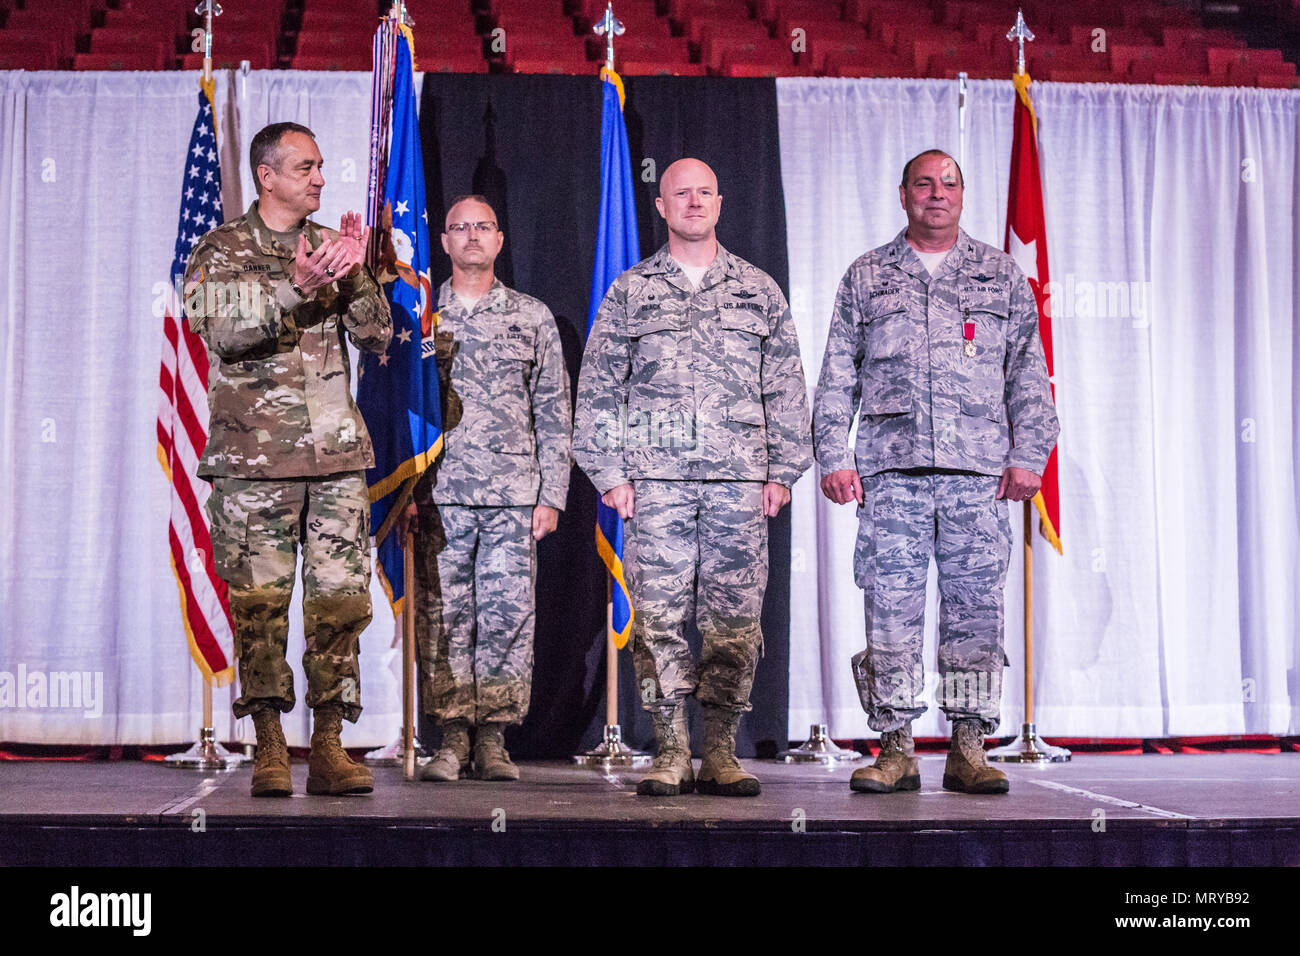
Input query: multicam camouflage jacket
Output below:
<box><xmin>813</xmin><ymin>228</ymin><xmax>1059</xmax><ymax>479</ymax></box>
<box><xmin>574</xmin><ymin>243</ymin><xmax>813</xmax><ymax>494</ymax></box>
<box><xmin>183</xmin><ymin>201</ymin><xmax>391</xmax><ymax>479</ymax></box>
<box><xmin>417</xmin><ymin>278</ymin><xmax>572</xmax><ymax>510</ymax></box>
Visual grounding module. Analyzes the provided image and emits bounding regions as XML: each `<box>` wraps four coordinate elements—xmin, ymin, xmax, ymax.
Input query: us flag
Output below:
<box><xmin>155</xmin><ymin>80</ymin><xmax>234</xmax><ymax>684</ymax></box>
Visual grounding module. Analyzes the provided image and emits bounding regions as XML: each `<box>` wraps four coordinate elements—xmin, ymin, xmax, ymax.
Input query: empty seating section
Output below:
<box><xmin>0</xmin><ymin>0</ymin><xmax>1292</xmax><ymax>85</ymax></box>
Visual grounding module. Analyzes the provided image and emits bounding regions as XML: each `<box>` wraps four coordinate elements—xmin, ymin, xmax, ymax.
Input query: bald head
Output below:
<box><xmin>656</xmin><ymin>157</ymin><xmax>723</xmax><ymax>247</ymax></box>
<box><xmin>659</xmin><ymin>158</ymin><xmax>718</xmax><ymax>198</ymax></box>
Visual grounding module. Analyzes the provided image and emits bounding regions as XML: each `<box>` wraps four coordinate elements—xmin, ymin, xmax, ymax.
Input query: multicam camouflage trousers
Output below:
<box><xmin>414</xmin><ymin>503</ymin><xmax>536</xmax><ymax>725</ymax></box>
<box><xmin>851</xmin><ymin>470</ymin><xmax>1010</xmax><ymax>736</ymax></box>
<box><xmin>625</xmin><ymin>480</ymin><xmax>767</xmax><ymax>713</ymax></box>
<box><xmin>206</xmin><ymin>472</ymin><xmax>373</xmax><ymax>723</ymax></box>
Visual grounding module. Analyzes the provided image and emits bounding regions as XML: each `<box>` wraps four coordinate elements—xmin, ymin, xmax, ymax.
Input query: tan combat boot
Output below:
<box><xmin>636</xmin><ymin>703</ymin><xmax>694</xmax><ymax>796</ymax></box>
<box><xmin>306</xmin><ymin>702</ymin><xmax>374</xmax><ymax>795</ymax></box>
<box><xmin>420</xmin><ymin>719</ymin><xmax>471</xmax><ymax>782</ymax></box>
<box><xmin>474</xmin><ymin>723</ymin><xmax>520</xmax><ymax>781</ymax></box>
<box><xmin>850</xmin><ymin>725</ymin><xmax>920</xmax><ymax>794</ymax></box>
<box><xmin>250</xmin><ymin>709</ymin><xmax>292</xmax><ymax>797</ymax></box>
<box><xmin>696</xmin><ymin>705</ymin><xmax>760</xmax><ymax>797</ymax></box>
<box><xmin>942</xmin><ymin>718</ymin><xmax>1009</xmax><ymax>794</ymax></box>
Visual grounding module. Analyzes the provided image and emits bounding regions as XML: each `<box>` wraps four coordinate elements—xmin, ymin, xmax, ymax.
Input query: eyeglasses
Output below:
<box><xmin>446</xmin><ymin>221</ymin><xmax>499</xmax><ymax>234</ymax></box>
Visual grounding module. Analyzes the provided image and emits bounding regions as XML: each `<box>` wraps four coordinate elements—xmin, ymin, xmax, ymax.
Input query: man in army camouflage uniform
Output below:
<box><xmin>397</xmin><ymin>195</ymin><xmax>571</xmax><ymax>783</ymax></box>
<box><xmin>575</xmin><ymin>158</ymin><xmax>812</xmax><ymax>798</ymax></box>
<box><xmin>184</xmin><ymin>121</ymin><xmax>391</xmax><ymax>798</ymax></box>
<box><xmin>812</xmin><ymin>149</ymin><xmax>1059</xmax><ymax>795</ymax></box>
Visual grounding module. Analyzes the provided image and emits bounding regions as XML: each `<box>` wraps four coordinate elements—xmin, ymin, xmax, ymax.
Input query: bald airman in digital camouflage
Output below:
<box><xmin>397</xmin><ymin>195</ymin><xmax>571</xmax><ymax>784</ymax></box>
<box><xmin>575</xmin><ymin>158</ymin><xmax>812</xmax><ymax>798</ymax></box>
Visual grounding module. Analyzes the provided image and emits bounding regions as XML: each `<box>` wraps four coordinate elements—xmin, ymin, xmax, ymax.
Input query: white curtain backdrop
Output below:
<box><xmin>0</xmin><ymin>70</ymin><xmax>409</xmax><ymax>746</ymax></box>
<box><xmin>2</xmin><ymin>71</ymin><xmax>1296</xmax><ymax>745</ymax></box>
<box><xmin>779</xmin><ymin>78</ymin><xmax>1300</xmax><ymax>741</ymax></box>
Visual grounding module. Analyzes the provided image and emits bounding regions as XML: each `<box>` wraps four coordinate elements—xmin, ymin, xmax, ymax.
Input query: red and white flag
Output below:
<box><xmin>1004</xmin><ymin>72</ymin><xmax>1062</xmax><ymax>555</ymax></box>
<box><xmin>156</xmin><ymin>78</ymin><xmax>235</xmax><ymax>683</ymax></box>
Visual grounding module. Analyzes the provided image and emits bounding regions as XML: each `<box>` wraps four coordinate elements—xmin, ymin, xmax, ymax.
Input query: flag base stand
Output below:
<box><xmin>164</xmin><ymin>727</ymin><xmax>247</xmax><ymax>770</ymax></box>
<box><xmin>987</xmin><ymin>722</ymin><xmax>1071</xmax><ymax>763</ymax></box>
<box><xmin>573</xmin><ymin>724</ymin><xmax>652</xmax><ymax>768</ymax></box>
<box><xmin>365</xmin><ymin>736</ymin><xmax>429</xmax><ymax>767</ymax></box>
<box><xmin>778</xmin><ymin>723</ymin><xmax>863</xmax><ymax>763</ymax></box>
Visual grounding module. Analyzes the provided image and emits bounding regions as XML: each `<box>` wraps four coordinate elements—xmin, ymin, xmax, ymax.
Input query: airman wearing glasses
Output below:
<box><xmin>398</xmin><ymin>194</ymin><xmax>572</xmax><ymax>783</ymax></box>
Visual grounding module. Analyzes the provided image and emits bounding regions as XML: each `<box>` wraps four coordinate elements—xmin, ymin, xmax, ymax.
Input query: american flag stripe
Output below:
<box><xmin>156</xmin><ymin>80</ymin><xmax>235</xmax><ymax>684</ymax></box>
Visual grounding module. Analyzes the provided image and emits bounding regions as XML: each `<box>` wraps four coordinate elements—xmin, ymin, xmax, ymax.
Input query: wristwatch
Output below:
<box><xmin>289</xmin><ymin>278</ymin><xmax>309</xmax><ymax>300</ymax></box>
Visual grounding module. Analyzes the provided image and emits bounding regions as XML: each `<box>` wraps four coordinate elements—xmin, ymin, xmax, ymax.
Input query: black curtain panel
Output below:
<box><xmin>418</xmin><ymin>73</ymin><xmax>792</xmax><ymax>758</ymax></box>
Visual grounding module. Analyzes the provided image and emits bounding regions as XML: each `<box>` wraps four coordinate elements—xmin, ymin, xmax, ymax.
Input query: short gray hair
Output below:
<box><xmin>250</xmin><ymin>122</ymin><xmax>315</xmax><ymax>193</ymax></box>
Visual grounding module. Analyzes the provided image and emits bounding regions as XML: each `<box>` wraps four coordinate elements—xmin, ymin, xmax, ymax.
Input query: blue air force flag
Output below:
<box><xmin>357</xmin><ymin>30</ymin><xmax>442</xmax><ymax>614</ymax></box>
<box><xmin>589</xmin><ymin>68</ymin><xmax>640</xmax><ymax>648</ymax></box>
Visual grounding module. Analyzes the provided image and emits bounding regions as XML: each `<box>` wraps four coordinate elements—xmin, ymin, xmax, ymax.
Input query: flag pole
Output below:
<box><xmin>362</xmin><ymin>0</ymin><xmax>432</xmax><ymax>770</ymax></box>
<box><xmin>165</xmin><ymin>0</ymin><xmax>244</xmax><ymax>773</ymax></box>
<box><xmin>572</xmin><ymin>4</ymin><xmax>651</xmax><ymax>769</ymax></box>
<box><xmin>989</xmin><ymin>10</ymin><xmax>1068</xmax><ymax>764</ymax></box>
<box><xmin>403</xmin><ymin>533</ymin><xmax>417</xmax><ymax>780</ymax></box>
<box><xmin>198</xmin><ymin>0</ymin><xmax>219</xmax><ymax>81</ymax></box>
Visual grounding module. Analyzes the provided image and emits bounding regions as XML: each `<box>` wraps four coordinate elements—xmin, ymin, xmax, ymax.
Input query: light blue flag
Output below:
<box><xmin>588</xmin><ymin>69</ymin><xmax>639</xmax><ymax>648</ymax></box>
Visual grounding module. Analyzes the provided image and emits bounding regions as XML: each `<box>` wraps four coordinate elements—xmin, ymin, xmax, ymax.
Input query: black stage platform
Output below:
<box><xmin>1</xmin><ymin>754</ymin><xmax>1296</xmax><ymax>866</ymax></box>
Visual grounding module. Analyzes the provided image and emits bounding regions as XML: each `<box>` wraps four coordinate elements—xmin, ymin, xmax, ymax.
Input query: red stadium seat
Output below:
<box><xmin>619</xmin><ymin>59</ymin><xmax>706</xmax><ymax>75</ymax></box>
<box><xmin>74</xmin><ymin>50</ymin><xmax>167</xmax><ymax>70</ymax></box>
<box><xmin>180</xmin><ymin>48</ymin><xmax>275</xmax><ymax>71</ymax></box>
<box><xmin>939</xmin><ymin>1</ymin><xmax>1020</xmax><ymax>33</ymax></box>
<box><xmin>498</xmin><ymin>32</ymin><xmax>589</xmax><ymax>67</ymax></box>
<box><xmin>755</xmin><ymin>0</ymin><xmax>842</xmax><ymax>24</ymax></box>
<box><xmin>290</xmin><ymin>53</ymin><xmax>373</xmax><ymax>70</ymax></box>
<box><xmin>912</xmin><ymin>39</ymin><xmax>994</xmax><ymax>74</ymax></box>
<box><xmin>1163</xmin><ymin>27</ymin><xmax>1244</xmax><ymax>51</ymax></box>
<box><xmin>844</xmin><ymin>0</ymin><xmax>931</xmax><ymax>30</ymax></box>
<box><xmin>1028</xmin><ymin>43</ymin><xmax>1107</xmax><ymax>76</ymax></box>
<box><xmin>698</xmin><ymin>28</ymin><xmax>787</xmax><ymax>73</ymax></box>
<box><xmin>1254</xmin><ymin>72</ymin><xmax>1298</xmax><ymax>88</ymax></box>
<box><xmin>1067</xmin><ymin>25</ymin><xmax>1155</xmax><ymax>50</ymax></box>
<box><xmin>1207</xmin><ymin>47</ymin><xmax>1287</xmax><ymax>81</ymax></box>
<box><xmin>802</xmin><ymin>26</ymin><xmax>874</xmax><ymax>72</ymax></box>
<box><xmin>828</xmin><ymin>59</ymin><xmax>922</xmax><ymax>78</ymax></box>
<box><xmin>667</xmin><ymin>0</ymin><xmax>752</xmax><ymax>26</ymax></box>
<box><xmin>591</xmin><ymin>33</ymin><xmax>689</xmax><ymax>65</ymax></box>
<box><xmin>1151</xmin><ymin>72</ymin><xmax>1231</xmax><ymax>87</ymax></box>
<box><xmin>1045</xmin><ymin>68</ymin><xmax>1129</xmax><ymax>84</ymax></box>
<box><xmin>0</xmin><ymin>42</ymin><xmax>59</xmax><ymax>70</ymax></box>
<box><xmin>511</xmin><ymin>53</ymin><xmax>594</xmax><ymax>74</ymax></box>
<box><xmin>1107</xmin><ymin>45</ymin><xmax>1193</xmax><ymax>82</ymax></box>
<box><xmin>720</xmin><ymin>56</ymin><xmax>814</xmax><ymax>77</ymax></box>
<box><xmin>294</xmin><ymin>31</ymin><xmax>376</xmax><ymax>58</ymax></box>
<box><xmin>1122</xmin><ymin>5</ymin><xmax>1198</xmax><ymax>30</ymax></box>
<box><xmin>90</xmin><ymin>26</ymin><xmax>173</xmax><ymax>54</ymax></box>
<box><xmin>877</xmin><ymin>23</ymin><xmax>962</xmax><ymax>56</ymax></box>
<box><xmin>682</xmin><ymin>14</ymin><xmax>766</xmax><ymax>49</ymax></box>
<box><xmin>0</xmin><ymin>27</ymin><xmax>76</xmax><ymax>66</ymax></box>
<box><xmin>421</xmin><ymin>51</ymin><xmax>490</xmax><ymax>74</ymax></box>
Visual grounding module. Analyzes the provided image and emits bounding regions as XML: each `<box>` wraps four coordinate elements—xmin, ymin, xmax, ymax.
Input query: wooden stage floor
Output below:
<box><xmin>1</xmin><ymin>753</ymin><xmax>1297</xmax><ymax>866</ymax></box>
